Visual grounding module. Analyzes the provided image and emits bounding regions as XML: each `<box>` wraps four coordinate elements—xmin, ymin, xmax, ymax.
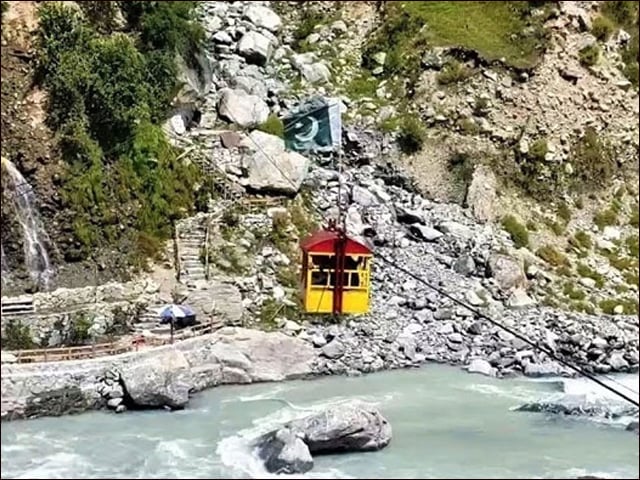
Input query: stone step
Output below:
<box><xmin>1</xmin><ymin>298</ymin><xmax>35</xmax><ymax>316</ymax></box>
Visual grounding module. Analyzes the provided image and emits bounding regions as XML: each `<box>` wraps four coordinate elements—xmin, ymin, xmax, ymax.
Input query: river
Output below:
<box><xmin>1</xmin><ymin>365</ymin><xmax>638</xmax><ymax>479</ymax></box>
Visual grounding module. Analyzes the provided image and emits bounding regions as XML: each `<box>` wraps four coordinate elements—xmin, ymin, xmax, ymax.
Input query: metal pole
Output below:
<box><xmin>170</xmin><ymin>313</ymin><xmax>175</xmax><ymax>344</ymax></box>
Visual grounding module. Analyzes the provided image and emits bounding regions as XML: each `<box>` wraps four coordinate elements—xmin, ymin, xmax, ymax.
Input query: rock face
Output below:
<box><xmin>119</xmin><ymin>348</ymin><xmax>193</xmax><ymax>409</ymax></box>
<box><xmin>239</xmin><ymin>131</ymin><xmax>310</xmax><ymax>194</ymax></box>
<box><xmin>255</xmin><ymin>402</ymin><xmax>392</xmax><ymax>474</ymax></box>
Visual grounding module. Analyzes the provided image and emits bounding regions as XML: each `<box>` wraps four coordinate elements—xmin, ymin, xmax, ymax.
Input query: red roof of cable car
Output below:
<box><xmin>300</xmin><ymin>229</ymin><xmax>372</xmax><ymax>255</ymax></box>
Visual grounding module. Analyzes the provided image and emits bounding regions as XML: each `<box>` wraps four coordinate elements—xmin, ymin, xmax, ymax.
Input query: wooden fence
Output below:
<box><xmin>4</xmin><ymin>321</ymin><xmax>221</xmax><ymax>364</ymax></box>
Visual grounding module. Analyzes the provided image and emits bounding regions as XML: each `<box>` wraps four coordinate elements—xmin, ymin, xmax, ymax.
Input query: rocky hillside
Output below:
<box><xmin>1</xmin><ymin>1</ymin><xmax>638</xmax><ymax>320</ymax></box>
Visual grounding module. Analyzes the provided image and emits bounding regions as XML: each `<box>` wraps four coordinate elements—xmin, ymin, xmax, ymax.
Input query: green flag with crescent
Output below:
<box><xmin>283</xmin><ymin>97</ymin><xmax>342</xmax><ymax>153</ymax></box>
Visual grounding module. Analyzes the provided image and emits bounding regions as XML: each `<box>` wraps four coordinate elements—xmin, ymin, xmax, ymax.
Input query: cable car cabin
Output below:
<box><xmin>300</xmin><ymin>227</ymin><xmax>372</xmax><ymax>315</ymax></box>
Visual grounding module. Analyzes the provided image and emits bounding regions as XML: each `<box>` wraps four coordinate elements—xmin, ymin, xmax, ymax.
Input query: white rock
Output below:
<box><xmin>243</xmin><ymin>5</ymin><xmax>282</xmax><ymax>32</ymax></box>
<box><xmin>602</xmin><ymin>226</ymin><xmax>621</xmax><ymax>241</ymax></box>
<box><xmin>237</xmin><ymin>31</ymin><xmax>273</xmax><ymax>65</ymax></box>
<box><xmin>218</xmin><ymin>88</ymin><xmax>269</xmax><ymax>128</ymax></box>
<box><xmin>239</xmin><ymin>131</ymin><xmax>310</xmax><ymax>194</ymax></box>
<box><xmin>170</xmin><ymin>114</ymin><xmax>186</xmax><ymax>135</ymax></box>
<box><xmin>507</xmin><ymin>289</ymin><xmax>536</xmax><ymax>309</ymax></box>
<box><xmin>273</xmin><ymin>286</ymin><xmax>286</xmax><ymax>300</ymax></box>
<box><xmin>467</xmin><ymin>359</ymin><xmax>495</xmax><ymax>377</ymax></box>
<box><xmin>579</xmin><ymin>277</ymin><xmax>596</xmax><ymax>288</ymax></box>
<box><xmin>300</xmin><ymin>63</ymin><xmax>331</xmax><ymax>84</ymax></box>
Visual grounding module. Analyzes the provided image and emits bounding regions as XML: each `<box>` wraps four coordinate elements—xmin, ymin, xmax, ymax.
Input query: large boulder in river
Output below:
<box><xmin>239</xmin><ymin>131</ymin><xmax>310</xmax><ymax>194</ymax></box>
<box><xmin>255</xmin><ymin>402</ymin><xmax>392</xmax><ymax>474</ymax></box>
<box><xmin>218</xmin><ymin>88</ymin><xmax>269</xmax><ymax>128</ymax></box>
<box><xmin>119</xmin><ymin>348</ymin><xmax>193</xmax><ymax>409</ymax></box>
<box><xmin>256</xmin><ymin>427</ymin><xmax>314</xmax><ymax>474</ymax></box>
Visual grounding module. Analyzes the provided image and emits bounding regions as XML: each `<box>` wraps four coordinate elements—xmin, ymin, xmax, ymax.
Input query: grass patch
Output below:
<box><xmin>570</xmin><ymin>230</ymin><xmax>593</xmax><ymax>250</ymax></box>
<box><xmin>576</xmin><ymin>263</ymin><xmax>606</xmax><ymax>288</ymax></box>
<box><xmin>599</xmin><ymin>297</ymin><xmax>639</xmax><ymax>315</ymax></box>
<box><xmin>537</xmin><ymin>245</ymin><xmax>569</xmax><ymax>266</ymax></box>
<box><xmin>257</xmin><ymin>114</ymin><xmax>284</xmax><ymax>138</ymax></box>
<box><xmin>557</xmin><ymin>201</ymin><xmax>572</xmax><ymax>222</ymax></box>
<box><xmin>625</xmin><ymin>234</ymin><xmax>639</xmax><ymax>258</ymax></box>
<box><xmin>526</xmin><ymin>220</ymin><xmax>538</xmax><ymax>232</ymax></box>
<box><xmin>569</xmin><ymin>127</ymin><xmax>616</xmax><ymax>192</ymax></box>
<box><xmin>578</xmin><ymin>43</ymin><xmax>600</xmax><ymax>67</ymax></box>
<box><xmin>367</xmin><ymin>2</ymin><xmax>550</xmax><ymax>72</ymax></box>
<box><xmin>601</xmin><ymin>1</ymin><xmax>639</xmax><ymax>86</ymax></box>
<box><xmin>563</xmin><ymin>281</ymin><xmax>586</xmax><ymax>300</ymax></box>
<box><xmin>437</xmin><ymin>60</ymin><xmax>472</xmax><ymax>85</ymax></box>
<box><xmin>593</xmin><ymin>207</ymin><xmax>618</xmax><ymax>230</ymax></box>
<box><xmin>591</xmin><ymin>15</ymin><xmax>615</xmax><ymax>41</ymax></box>
<box><xmin>501</xmin><ymin>215</ymin><xmax>529</xmax><ymax>248</ymax></box>
<box><xmin>629</xmin><ymin>203</ymin><xmax>639</xmax><ymax>227</ymax></box>
<box><xmin>397</xmin><ymin>115</ymin><xmax>427</xmax><ymax>155</ymax></box>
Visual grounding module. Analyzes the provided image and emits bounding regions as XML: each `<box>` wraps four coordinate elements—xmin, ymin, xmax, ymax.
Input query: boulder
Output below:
<box><xmin>466</xmin><ymin>358</ymin><xmax>495</xmax><ymax>377</ymax></box>
<box><xmin>466</xmin><ymin>165</ymin><xmax>497</xmax><ymax>223</ymax></box>
<box><xmin>254</xmin><ymin>402</ymin><xmax>391</xmax><ymax>474</ymax></box>
<box><xmin>453</xmin><ymin>254</ymin><xmax>475</xmax><ymax>276</ymax></box>
<box><xmin>119</xmin><ymin>348</ymin><xmax>193</xmax><ymax>409</ymax></box>
<box><xmin>237</xmin><ymin>31</ymin><xmax>273</xmax><ymax>66</ymax></box>
<box><xmin>409</xmin><ymin>224</ymin><xmax>443</xmax><ymax>242</ymax></box>
<box><xmin>218</xmin><ymin>88</ymin><xmax>269</xmax><ymax>128</ymax></box>
<box><xmin>487</xmin><ymin>254</ymin><xmax>526</xmax><ymax>291</ymax></box>
<box><xmin>243</xmin><ymin>5</ymin><xmax>282</xmax><ymax>32</ymax></box>
<box><xmin>239</xmin><ymin>131</ymin><xmax>310</xmax><ymax>194</ymax></box>
<box><xmin>257</xmin><ymin>427</ymin><xmax>314</xmax><ymax>474</ymax></box>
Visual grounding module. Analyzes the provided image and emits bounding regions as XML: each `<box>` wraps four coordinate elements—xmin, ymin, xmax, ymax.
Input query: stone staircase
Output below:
<box><xmin>131</xmin><ymin>305</ymin><xmax>170</xmax><ymax>336</ymax></box>
<box><xmin>177</xmin><ymin>220</ymin><xmax>207</xmax><ymax>286</ymax></box>
<box><xmin>1</xmin><ymin>296</ymin><xmax>35</xmax><ymax>317</ymax></box>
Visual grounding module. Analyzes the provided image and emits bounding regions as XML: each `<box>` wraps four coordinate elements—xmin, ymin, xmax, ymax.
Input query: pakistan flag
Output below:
<box><xmin>283</xmin><ymin>97</ymin><xmax>342</xmax><ymax>153</ymax></box>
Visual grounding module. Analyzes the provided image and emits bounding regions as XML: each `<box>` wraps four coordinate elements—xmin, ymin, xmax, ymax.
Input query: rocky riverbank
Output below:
<box><xmin>0</xmin><ymin>327</ymin><xmax>315</xmax><ymax>421</ymax></box>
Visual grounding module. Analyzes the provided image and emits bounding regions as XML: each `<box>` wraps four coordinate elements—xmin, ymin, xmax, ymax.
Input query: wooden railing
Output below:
<box><xmin>204</xmin><ymin>218</ymin><xmax>211</xmax><ymax>281</ymax></box>
<box><xmin>172</xmin><ymin>220</ymin><xmax>181</xmax><ymax>283</ymax></box>
<box><xmin>4</xmin><ymin>321</ymin><xmax>221</xmax><ymax>364</ymax></box>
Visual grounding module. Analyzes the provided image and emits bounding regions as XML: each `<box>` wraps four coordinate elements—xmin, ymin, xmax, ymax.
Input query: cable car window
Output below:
<box><xmin>311</xmin><ymin>271</ymin><xmax>329</xmax><ymax>286</ymax></box>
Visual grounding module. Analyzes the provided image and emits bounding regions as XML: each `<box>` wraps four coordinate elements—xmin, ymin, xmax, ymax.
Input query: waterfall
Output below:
<box><xmin>1</xmin><ymin>242</ymin><xmax>9</xmax><ymax>286</ymax></box>
<box><xmin>1</xmin><ymin>157</ymin><xmax>54</xmax><ymax>289</ymax></box>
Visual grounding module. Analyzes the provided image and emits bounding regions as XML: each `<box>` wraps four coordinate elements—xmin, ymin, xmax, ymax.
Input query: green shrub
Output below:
<box><xmin>629</xmin><ymin>203</ymin><xmax>639</xmax><ymax>227</ymax></box>
<box><xmin>575</xmin><ymin>197</ymin><xmax>584</xmax><ymax>209</ymax></box>
<box><xmin>594</xmin><ymin>208</ymin><xmax>618</xmax><ymax>230</ymax></box>
<box><xmin>570</xmin><ymin>231</ymin><xmax>593</xmax><ymax>250</ymax></box>
<box><xmin>437</xmin><ymin>60</ymin><xmax>472</xmax><ymax>85</ymax></box>
<box><xmin>528</xmin><ymin>138</ymin><xmax>548</xmax><ymax>161</ymax></box>
<box><xmin>557</xmin><ymin>201</ymin><xmax>572</xmax><ymax>222</ymax></box>
<box><xmin>257</xmin><ymin>114</ymin><xmax>285</xmax><ymax>138</ymax></box>
<box><xmin>579</xmin><ymin>44</ymin><xmax>600</xmax><ymax>67</ymax></box>
<box><xmin>1</xmin><ymin>1</ymin><xmax>8</xmax><ymax>20</ymax></box>
<box><xmin>625</xmin><ymin>234</ymin><xmax>639</xmax><ymax>258</ymax></box>
<box><xmin>576</xmin><ymin>263</ymin><xmax>605</xmax><ymax>288</ymax></box>
<box><xmin>526</xmin><ymin>220</ymin><xmax>538</xmax><ymax>232</ymax></box>
<box><xmin>502</xmin><ymin>215</ymin><xmax>530</xmax><ymax>248</ymax></box>
<box><xmin>290</xmin><ymin>8</ymin><xmax>326</xmax><ymax>49</ymax></box>
<box><xmin>602</xmin><ymin>1</ymin><xmax>639</xmax><ymax>86</ymax></box>
<box><xmin>599</xmin><ymin>297</ymin><xmax>639</xmax><ymax>315</ymax></box>
<box><xmin>563</xmin><ymin>282</ymin><xmax>586</xmax><ymax>300</ymax></box>
<box><xmin>591</xmin><ymin>15</ymin><xmax>615</xmax><ymax>40</ymax></box>
<box><xmin>67</xmin><ymin>312</ymin><xmax>93</xmax><ymax>346</ymax></box>
<box><xmin>1</xmin><ymin>320</ymin><xmax>35</xmax><ymax>350</ymax></box>
<box><xmin>397</xmin><ymin>115</ymin><xmax>426</xmax><ymax>154</ymax></box>
<box><xmin>537</xmin><ymin>245</ymin><xmax>569</xmax><ymax>266</ymax></box>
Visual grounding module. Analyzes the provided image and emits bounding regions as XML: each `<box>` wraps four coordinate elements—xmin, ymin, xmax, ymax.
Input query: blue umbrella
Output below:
<box><xmin>157</xmin><ymin>304</ymin><xmax>196</xmax><ymax>320</ymax></box>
